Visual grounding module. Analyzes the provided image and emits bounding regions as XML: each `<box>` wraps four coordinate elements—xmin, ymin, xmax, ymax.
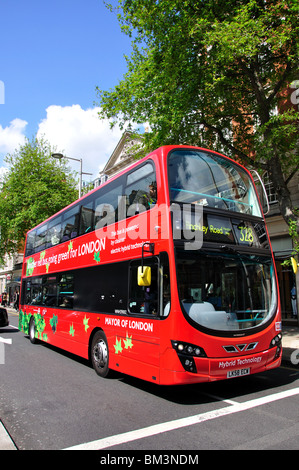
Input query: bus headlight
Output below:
<box><xmin>171</xmin><ymin>340</ymin><xmax>207</xmax><ymax>373</ymax></box>
<box><xmin>269</xmin><ymin>333</ymin><xmax>282</xmax><ymax>359</ymax></box>
<box><xmin>269</xmin><ymin>333</ymin><xmax>282</xmax><ymax>348</ymax></box>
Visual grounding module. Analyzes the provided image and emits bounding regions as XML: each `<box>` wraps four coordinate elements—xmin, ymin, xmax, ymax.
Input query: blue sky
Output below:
<box><xmin>0</xmin><ymin>0</ymin><xmax>134</xmax><ymax>178</ymax></box>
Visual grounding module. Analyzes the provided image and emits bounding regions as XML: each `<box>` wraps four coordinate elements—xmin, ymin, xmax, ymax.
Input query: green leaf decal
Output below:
<box><xmin>94</xmin><ymin>251</ymin><xmax>101</xmax><ymax>264</ymax></box>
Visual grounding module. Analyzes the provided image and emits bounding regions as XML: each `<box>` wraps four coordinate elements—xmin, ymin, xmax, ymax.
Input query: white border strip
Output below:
<box><xmin>0</xmin><ymin>421</ymin><xmax>17</xmax><ymax>450</ymax></box>
<box><xmin>64</xmin><ymin>387</ymin><xmax>299</xmax><ymax>450</ymax></box>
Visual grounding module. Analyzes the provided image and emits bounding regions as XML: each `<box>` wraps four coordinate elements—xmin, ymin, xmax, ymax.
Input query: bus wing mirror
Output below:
<box><xmin>138</xmin><ymin>266</ymin><xmax>151</xmax><ymax>286</ymax></box>
<box><xmin>291</xmin><ymin>257</ymin><xmax>298</xmax><ymax>274</ymax></box>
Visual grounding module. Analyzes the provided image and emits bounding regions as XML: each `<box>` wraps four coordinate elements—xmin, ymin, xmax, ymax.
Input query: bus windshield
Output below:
<box><xmin>168</xmin><ymin>149</ymin><xmax>262</xmax><ymax>217</ymax></box>
<box><xmin>176</xmin><ymin>249</ymin><xmax>277</xmax><ymax>333</ymax></box>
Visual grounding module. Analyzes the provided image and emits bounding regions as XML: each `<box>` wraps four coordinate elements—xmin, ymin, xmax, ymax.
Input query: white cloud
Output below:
<box><xmin>37</xmin><ymin>105</ymin><xmax>123</xmax><ymax>178</ymax></box>
<box><xmin>0</xmin><ymin>118</ymin><xmax>27</xmax><ymax>154</ymax></box>
<box><xmin>0</xmin><ymin>166</ymin><xmax>8</xmax><ymax>183</ymax></box>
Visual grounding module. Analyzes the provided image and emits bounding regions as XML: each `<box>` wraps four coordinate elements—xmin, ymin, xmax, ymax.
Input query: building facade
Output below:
<box><xmin>98</xmin><ymin>130</ymin><xmax>144</xmax><ymax>183</ymax></box>
<box><xmin>265</xmin><ymin>171</ymin><xmax>299</xmax><ymax>325</ymax></box>
<box><xmin>0</xmin><ymin>252</ymin><xmax>23</xmax><ymax>307</ymax></box>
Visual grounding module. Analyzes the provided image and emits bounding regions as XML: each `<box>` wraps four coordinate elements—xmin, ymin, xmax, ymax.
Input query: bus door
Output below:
<box><xmin>108</xmin><ymin>253</ymin><xmax>170</xmax><ymax>383</ymax></box>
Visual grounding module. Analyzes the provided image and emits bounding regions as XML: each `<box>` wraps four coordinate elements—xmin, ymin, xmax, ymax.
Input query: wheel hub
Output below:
<box><xmin>94</xmin><ymin>340</ymin><xmax>108</xmax><ymax>368</ymax></box>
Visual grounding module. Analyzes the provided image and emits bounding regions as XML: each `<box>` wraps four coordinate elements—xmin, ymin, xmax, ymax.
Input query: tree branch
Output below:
<box><xmin>267</xmin><ymin>62</ymin><xmax>292</xmax><ymax>105</ymax></box>
<box><xmin>238</xmin><ymin>60</ymin><xmax>270</xmax><ymax>125</ymax></box>
<box><xmin>201</xmin><ymin>119</ymin><xmax>265</xmax><ymax>168</ymax></box>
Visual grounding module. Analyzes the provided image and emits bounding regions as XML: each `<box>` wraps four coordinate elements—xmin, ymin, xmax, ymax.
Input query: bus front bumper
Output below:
<box><xmin>161</xmin><ymin>346</ymin><xmax>282</xmax><ymax>385</ymax></box>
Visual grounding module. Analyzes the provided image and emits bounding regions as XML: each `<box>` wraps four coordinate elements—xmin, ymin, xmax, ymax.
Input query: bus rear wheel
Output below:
<box><xmin>29</xmin><ymin>316</ymin><xmax>38</xmax><ymax>344</ymax></box>
<box><xmin>91</xmin><ymin>331</ymin><xmax>110</xmax><ymax>378</ymax></box>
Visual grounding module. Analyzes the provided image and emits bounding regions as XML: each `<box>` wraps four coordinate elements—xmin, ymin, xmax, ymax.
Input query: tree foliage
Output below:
<box><xmin>97</xmin><ymin>0</ymin><xmax>299</xmax><ymax>230</ymax></box>
<box><xmin>0</xmin><ymin>137</ymin><xmax>78</xmax><ymax>261</ymax></box>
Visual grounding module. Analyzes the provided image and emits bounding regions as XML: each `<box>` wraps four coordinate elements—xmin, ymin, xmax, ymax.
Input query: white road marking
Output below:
<box><xmin>64</xmin><ymin>387</ymin><xmax>299</xmax><ymax>450</ymax></box>
<box><xmin>0</xmin><ymin>337</ymin><xmax>12</xmax><ymax>345</ymax></box>
<box><xmin>203</xmin><ymin>392</ymin><xmax>239</xmax><ymax>405</ymax></box>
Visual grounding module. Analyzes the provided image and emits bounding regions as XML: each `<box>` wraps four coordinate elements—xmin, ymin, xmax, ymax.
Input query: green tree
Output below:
<box><xmin>97</xmin><ymin>0</ymin><xmax>299</xmax><ymax>232</ymax></box>
<box><xmin>0</xmin><ymin>137</ymin><xmax>78</xmax><ymax>261</ymax></box>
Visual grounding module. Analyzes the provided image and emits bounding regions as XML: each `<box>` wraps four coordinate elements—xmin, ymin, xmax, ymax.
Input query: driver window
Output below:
<box><xmin>128</xmin><ymin>258</ymin><xmax>159</xmax><ymax>315</ymax></box>
<box><xmin>128</xmin><ymin>253</ymin><xmax>170</xmax><ymax>317</ymax></box>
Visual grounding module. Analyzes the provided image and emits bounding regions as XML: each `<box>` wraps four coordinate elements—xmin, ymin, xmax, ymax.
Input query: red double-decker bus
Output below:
<box><xmin>19</xmin><ymin>145</ymin><xmax>282</xmax><ymax>385</ymax></box>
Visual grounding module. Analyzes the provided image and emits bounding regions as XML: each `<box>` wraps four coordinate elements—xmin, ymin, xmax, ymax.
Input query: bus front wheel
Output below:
<box><xmin>91</xmin><ymin>331</ymin><xmax>110</xmax><ymax>378</ymax></box>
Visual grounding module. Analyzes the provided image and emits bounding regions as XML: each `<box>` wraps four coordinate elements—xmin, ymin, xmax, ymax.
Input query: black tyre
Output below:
<box><xmin>29</xmin><ymin>316</ymin><xmax>38</xmax><ymax>344</ymax></box>
<box><xmin>91</xmin><ymin>330</ymin><xmax>111</xmax><ymax>378</ymax></box>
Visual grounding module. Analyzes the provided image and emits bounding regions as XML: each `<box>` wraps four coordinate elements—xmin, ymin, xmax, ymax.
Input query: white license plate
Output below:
<box><xmin>227</xmin><ymin>368</ymin><xmax>250</xmax><ymax>378</ymax></box>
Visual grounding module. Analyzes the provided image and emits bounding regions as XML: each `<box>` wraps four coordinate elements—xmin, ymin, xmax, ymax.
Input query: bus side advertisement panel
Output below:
<box><xmin>19</xmin><ymin>306</ymin><xmax>91</xmax><ymax>359</ymax></box>
<box><xmin>102</xmin><ymin>315</ymin><xmax>161</xmax><ymax>382</ymax></box>
<box><xmin>23</xmin><ymin>207</ymin><xmax>168</xmax><ymax>279</ymax></box>
<box><xmin>103</xmin><ymin>315</ymin><xmax>159</xmax><ymax>361</ymax></box>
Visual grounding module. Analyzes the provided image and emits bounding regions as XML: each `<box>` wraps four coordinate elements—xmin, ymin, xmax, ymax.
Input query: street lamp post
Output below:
<box><xmin>51</xmin><ymin>153</ymin><xmax>92</xmax><ymax>198</ymax></box>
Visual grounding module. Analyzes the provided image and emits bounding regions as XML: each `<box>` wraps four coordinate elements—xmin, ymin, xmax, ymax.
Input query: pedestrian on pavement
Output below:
<box><xmin>13</xmin><ymin>290</ymin><xmax>19</xmax><ymax>311</ymax></box>
<box><xmin>291</xmin><ymin>285</ymin><xmax>298</xmax><ymax>318</ymax></box>
<box><xmin>2</xmin><ymin>292</ymin><xmax>7</xmax><ymax>307</ymax></box>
